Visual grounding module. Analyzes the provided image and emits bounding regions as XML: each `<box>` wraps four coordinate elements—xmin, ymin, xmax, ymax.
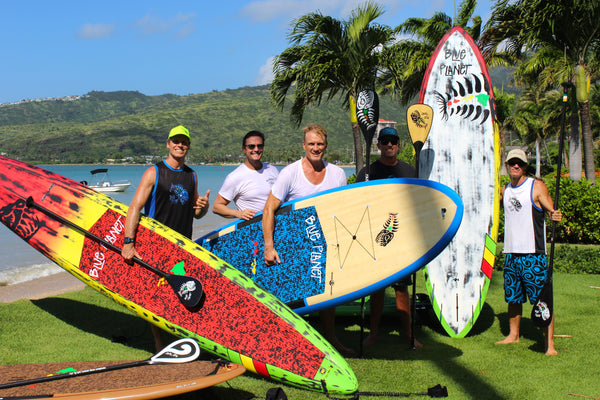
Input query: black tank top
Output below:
<box><xmin>144</xmin><ymin>161</ymin><xmax>196</xmax><ymax>238</ymax></box>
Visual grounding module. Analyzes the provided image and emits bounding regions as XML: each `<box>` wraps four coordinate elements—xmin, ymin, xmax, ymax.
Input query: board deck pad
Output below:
<box><xmin>418</xmin><ymin>26</ymin><xmax>501</xmax><ymax>338</ymax></box>
<box><xmin>200</xmin><ymin>178</ymin><xmax>463</xmax><ymax>315</ymax></box>
<box><xmin>0</xmin><ymin>156</ymin><xmax>357</xmax><ymax>395</ymax></box>
<box><xmin>0</xmin><ymin>360</ymin><xmax>244</xmax><ymax>400</ymax></box>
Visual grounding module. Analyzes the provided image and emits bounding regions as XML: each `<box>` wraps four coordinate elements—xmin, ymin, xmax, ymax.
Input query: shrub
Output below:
<box><xmin>498</xmin><ymin>175</ymin><xmax>600</xmax><ymax>244</ymax></box>
<box><xmin>495</xmin><ymin>243</ymin><xmax>600</xmax><ymax>275</ymax></box>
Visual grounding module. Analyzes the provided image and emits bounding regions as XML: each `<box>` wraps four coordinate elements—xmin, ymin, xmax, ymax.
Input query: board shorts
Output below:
<box><xmin>503</xmin><ymin>253</ymin><xmax>548</xmax><ymax>305</ymax></box>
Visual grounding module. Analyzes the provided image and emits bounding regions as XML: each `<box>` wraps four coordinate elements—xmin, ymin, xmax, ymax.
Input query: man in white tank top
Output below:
<box><xmin>262</xmin><ymin>124</ymin><xmax>351</xmax><ymax>355</ymax></box>
<box><xmin>496</xmin><ymin>149</ymin><xmax>562</xmax><ymax>355</ymax></box>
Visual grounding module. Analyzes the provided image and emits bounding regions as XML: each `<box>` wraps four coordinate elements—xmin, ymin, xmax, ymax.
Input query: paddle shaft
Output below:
<box><xmin>25</xmin><ymin>197</ymin><xmax>168</xmax><ymax>279</ymax></box>
<box><xmin>24</xmin><ymin>196</ymin><xmax>204</xmax><ymax>309</ymax></box>
<box><xmin>548</xmin><ymin>82</ymin><xmax>572</xmax><ymax>275</ymax></box>
<box><xmin>0</xmin><ymin>338</ymin><xmax>200</xmax><ymax>390</ymax></box>
<box><xmin>0</xmin><ymin>360</ymin><xmax>147</xmax><ymax>390</ymax></box>
<box><xmin>409</xmin><ymin>142</ymin><xmax>425</xmax><ymax>349</ymax></box>
<box><xmin>355</xmin><ymin>89</ymin><xmax>378</xmax><ymax>358</ymax></box>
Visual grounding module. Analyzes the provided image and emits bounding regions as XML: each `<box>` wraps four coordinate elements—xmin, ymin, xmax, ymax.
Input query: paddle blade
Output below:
<box><xmin>356</xmin><ymin>89</ymin><xmax>379</xmax><ymax>142</ymax></box>
<box><xmin>151</xmin><ymin>338</ymin><xmax>201</xmax><ymax>364</ymax></box>
<box><xmin>165</xmin><ymin>274</ymin><xmax>204</xmax><ymax>308</ymax></box>
<box><xmin>531</xmin><ymin>278</ymin><xmax>553</xmax><ymax>328</ymax></box>
<box><xmin>406</xmin><ymin>103</ymin><xmax>433</xmax><ymax>147</ymax></box>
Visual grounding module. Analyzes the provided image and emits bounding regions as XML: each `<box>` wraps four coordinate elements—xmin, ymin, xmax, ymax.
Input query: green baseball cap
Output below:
<box><xmin>168</xmin><ymin>125</ymin><xmax>190</xmax><ymax>140</ymax></box>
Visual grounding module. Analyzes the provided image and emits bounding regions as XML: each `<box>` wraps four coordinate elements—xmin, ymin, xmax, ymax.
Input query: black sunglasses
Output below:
<box><xmin>245</xmin><ymin>144</ymin><xmax>264</xmax><ymax>150</ymax></box>
<box><xmin>170</xmin><ymin>138</ymin><xmax>190</xmax><ymax>145</ymax></box>
<box><xmin>507</xmin><ymin>159</ymin><xmax>525</xmax><ymax>167</ymax></box>
<box><xmin>378</xmin><ymin>137</ymin><xmax>399</xmax><ymax>145</ymax></box>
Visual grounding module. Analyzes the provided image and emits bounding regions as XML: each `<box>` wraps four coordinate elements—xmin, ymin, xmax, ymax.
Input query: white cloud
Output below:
<box><xmin>239</xmin><ymin>0</ymin><xmax>366</xmax><ymax>23</ymax></box>
<box><xmin>77</xmin><ymin>23</ymin><xmax>116</xmax><ymax>39</ymax></box>
<box><xmin>239</xmin><ymin>0</ymin><xmax>412</xmax><ymax>25</ymax></box>
<box><xmin>134</xmin><ymin>12</ymin><xmax>196</xmax><ymax>38</ymax></box>
<box><xmin>254</xmin><ymin>56</ymin><xmax>276</xmax><ymax>86</ymax></box>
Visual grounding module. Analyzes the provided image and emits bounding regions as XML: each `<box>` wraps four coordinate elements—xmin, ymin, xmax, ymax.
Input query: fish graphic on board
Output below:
<box><xmin>433</xmin><ymin>73</ymin><xmax>492</xmax><ymax>123</ymax></box>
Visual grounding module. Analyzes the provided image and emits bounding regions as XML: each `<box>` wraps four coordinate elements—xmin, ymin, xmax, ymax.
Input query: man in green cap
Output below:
<box><xmin>121</xmin><ymin>125</ymin><xmax>210</xmax><ymax>350</ymax></box>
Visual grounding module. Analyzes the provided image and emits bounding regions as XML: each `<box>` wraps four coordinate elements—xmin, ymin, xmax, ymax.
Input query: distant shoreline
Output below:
<box><xmin>0</xmin><ymin>271</ymin><xmax>85</xmax><ymax>303</ymax></box>
<box><xmin>35</xmin><ymin>162</ymin><xmax>358</xmax><ymax>168</ymax></box>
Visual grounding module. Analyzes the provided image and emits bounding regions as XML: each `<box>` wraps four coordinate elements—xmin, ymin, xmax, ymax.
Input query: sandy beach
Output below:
<box><xmin>0</xmin><ymin>272</ymin><xmax>86</xmax><ymax>303</ymax></box>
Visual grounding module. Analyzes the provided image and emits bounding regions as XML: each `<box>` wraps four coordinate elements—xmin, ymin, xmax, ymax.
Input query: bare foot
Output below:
<box><xmin>496</xmin><ymin>336</ymin><xmax>520</xmax><ymax>345</ymax></box>
<box><xmin>408</xmin><ymin>338</ymin><xmax>423</xmax><ymax>348</ymax></box>
<box><xmin>545</xmin><ymin>347</ymin><xmax>558</xmax><ymax>356</ymax></box>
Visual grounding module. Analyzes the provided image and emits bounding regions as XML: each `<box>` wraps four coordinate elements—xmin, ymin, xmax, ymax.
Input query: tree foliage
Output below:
<box><xmin>271</xmin><ymin>2</ymin><xmax>396</xmax><ymax>173</ymax></box>
<box><xmin>481</xmin><ymin>0</ymin><xmax>600</xmax><ymax>183</ymax></box>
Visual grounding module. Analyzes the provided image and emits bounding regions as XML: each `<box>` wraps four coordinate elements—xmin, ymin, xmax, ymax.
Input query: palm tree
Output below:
<box><xmin>378</xmin><ymin>0</ymin><xmax>482</xmax><ymax>104</ymax></box>
<box><xmin>503</xmin><ymin>88</ymin><xmax>546</xmax><ymax>177</ymax></box>
<box><xmin>271</xmin><ymin>2</ymin><xmax>394</xmax><ymax>173</ymax></box>
<box><xmin>481</xmin><ymin>0</ymin><xmax>599</xmax><ymax>183</ymax></box>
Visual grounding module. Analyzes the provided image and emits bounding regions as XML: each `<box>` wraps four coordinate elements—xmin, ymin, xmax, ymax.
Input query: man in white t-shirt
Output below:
<box><xmin>212</xmin><ymin>131</ymin><xmax>279</xmax><ymax>220</ymax></box>
<box><xmin>262</xmin><ymin>124</ymin><xmax>353</xmax><ymax>355</ymax></box>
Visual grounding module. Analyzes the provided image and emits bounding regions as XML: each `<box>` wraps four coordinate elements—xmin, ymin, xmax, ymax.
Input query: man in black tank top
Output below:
<box><xmin>121</xmin><ymin>125</ymin><xmax>210</xmax><ymax>350</ymax></box>
<box><xmin>356</xmin><ymin>127</ymin><xmax>421</xmax><ymax>349</ymax></box>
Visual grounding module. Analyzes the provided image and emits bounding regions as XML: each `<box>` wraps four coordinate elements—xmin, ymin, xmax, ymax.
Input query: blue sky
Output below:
<box><xmin>0</xmin><ymin>0</ymin><xmax>493</xmax><ymax>104</ymax></box>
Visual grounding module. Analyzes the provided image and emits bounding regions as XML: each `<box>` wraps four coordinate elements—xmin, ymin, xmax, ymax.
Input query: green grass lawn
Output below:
<box><xmin>2</xmin><ymin>271</ymin><xmax>600</xmax><ymax>399</ymax></box>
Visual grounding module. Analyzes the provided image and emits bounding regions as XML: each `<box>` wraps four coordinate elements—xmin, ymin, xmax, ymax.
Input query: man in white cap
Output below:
<box><xmin>121</xmin><ymin>125</ymin><xmax>210</xmax><ymax>350</ymax></box>
<box><xmin>496</xmin><ymin>149</ymin><xmax>562</xmax><ymax>355</ymax></box>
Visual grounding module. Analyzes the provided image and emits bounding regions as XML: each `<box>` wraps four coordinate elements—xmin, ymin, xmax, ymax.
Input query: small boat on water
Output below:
<box><xmin>87</xmin><ymin>168</ymin><xmax>131</xmax><ymax>192</ymax></box>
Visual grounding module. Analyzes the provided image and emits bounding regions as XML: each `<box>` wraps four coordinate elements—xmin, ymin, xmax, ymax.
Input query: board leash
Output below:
<box><xmin>319</xmin><ymin>381</ymin><xmax>448</xmax><ymax>399</ymax></box>
<box><xmin>318</xmin><ymin>381</ymin><xmax>448</xmax><ymax>400</ymax></box>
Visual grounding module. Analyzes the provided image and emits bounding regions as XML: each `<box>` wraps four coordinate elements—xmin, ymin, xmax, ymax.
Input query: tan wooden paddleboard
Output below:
<box><xmin>0</xmin><ymin>360</ymin><xmax>244</xmax><ymax>400</ymax></box>
<box><xmin>200</xmin><ymin>178</ymin><xmax>463</xmax><ymax>315</ymax></box>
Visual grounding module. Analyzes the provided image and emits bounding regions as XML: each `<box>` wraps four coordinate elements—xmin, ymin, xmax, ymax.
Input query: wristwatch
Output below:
<box><xmin>123</xmin><ymin>237</ymin><xmax>135</xmax><ymax>245</ymax></box>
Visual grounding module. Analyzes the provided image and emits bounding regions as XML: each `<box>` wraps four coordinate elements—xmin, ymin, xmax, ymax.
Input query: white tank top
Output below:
<box><xmin>503</xmin><ymin>177</ymin><xmax>547</xmax><ymax>254</ymax></box>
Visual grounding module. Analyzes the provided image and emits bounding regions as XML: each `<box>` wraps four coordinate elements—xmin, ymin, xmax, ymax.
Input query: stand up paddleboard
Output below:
<box><xmin>0</xmin><ymin>360</ymin><xmax>244</xmax><ymax>400</ymax></box>
<box><xmin>0</xmin><ymin>156</ymin><xmax>357</xmax><ymax>395</ymax></box>
<box><xmin>418</xmin><ymin>26</ymin><xmax>501</xmax><ymax>338</ymax></box>
<box><xmin>199</xmin><ymin>178</ymin><xmax>463</xmax><ymax>315</ymax></box>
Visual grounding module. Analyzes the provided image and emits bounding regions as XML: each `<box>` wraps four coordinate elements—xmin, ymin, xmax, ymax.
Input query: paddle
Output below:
<box><xmin>0</xmin><ymin>338</ymin><xmax>200</xmax><ymax>390</ymax></box>
<box><xmin>406</xmin><ymin>103</ymin><xmax>434</xmax><ymax>349</ymax></box>
<box><xmin>531</xmin><ymin>82</ymin><xmax>573</xmax><ymax>327</ymax></box>
<box><xmin>24</xmin><ymin>196</ymin><xmax>204</xmax><ymax>309</ymax></box>
<box><xmin>355</xmin><ymin>88</ymin><xmax>379</xmax><ymax>357</ymax></box>
<box><xmin>355</xmin><ymin>88</ymin><xmax>380</xmax><ymax>182</ymax></box>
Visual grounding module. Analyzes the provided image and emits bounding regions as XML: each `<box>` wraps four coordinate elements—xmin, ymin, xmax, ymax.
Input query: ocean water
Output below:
<box><xmin>0</xmin><ymin>163</ymin><xmax>354</xmax><ymax>286</ymax></box>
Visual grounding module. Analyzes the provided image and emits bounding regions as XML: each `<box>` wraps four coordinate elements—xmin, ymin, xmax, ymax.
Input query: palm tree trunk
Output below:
<box><xmin>568</xmin><ymin>111</ymin><xmax>582</xmax><ymax>181</ymax></box>
<box><xmin>352</xmin><ymin>122</ymin><xmax>365</xmax><ymax>174</ymax></box>
<box><xmin>535</xmin><ymin>136</ymin><xmax>541</xmax><ymax>178</ymax></box>
<box><xmin>578</xmin><ymin>101</ymin><xmax>596</xmax><ymax>184</ymax></box>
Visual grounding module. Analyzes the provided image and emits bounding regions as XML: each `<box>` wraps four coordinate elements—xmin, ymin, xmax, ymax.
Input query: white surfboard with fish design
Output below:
<box><xmin>418</xmin><ymin>26</ymin><xmax>501</xmax><ymax>338</ymax></box>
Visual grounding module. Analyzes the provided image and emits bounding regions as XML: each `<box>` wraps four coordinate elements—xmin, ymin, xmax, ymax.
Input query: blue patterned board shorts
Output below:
<box><xmin>503</xmin><ymin>253</ymin><xmax>548</xmax><ymax>305</ymax></box>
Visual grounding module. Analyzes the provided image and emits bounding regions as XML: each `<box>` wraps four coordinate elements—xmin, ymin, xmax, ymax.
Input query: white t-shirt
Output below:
<box><xmin>218</xmin><ymin>162</ymin><xmax>279</xmax><ymax>211</ymax></box>
<box><xmin>271</xmin><ymin>159</ymin><xmax>347</xmax><ymax>202</ymax></box>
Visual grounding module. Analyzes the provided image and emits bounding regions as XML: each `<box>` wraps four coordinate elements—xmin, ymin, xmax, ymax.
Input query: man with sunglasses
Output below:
<box><xmin>355</xmin><ymin>127</ymin><xmax>422</xmax><ymax>349</ymax></box>
<box><xmin>121</xmin><ymin>125</ymin><xmax>210</xmax><ymax>350</ymax></box>
<box><xmin>496</xmin><ymin>149</ymin><xmax>562</xmax><ymax>355</ymax></box>
<box><xmin>213</xmin><ymin>130</ymin><xmax>279</xmax><ymax>220</ymax></box>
